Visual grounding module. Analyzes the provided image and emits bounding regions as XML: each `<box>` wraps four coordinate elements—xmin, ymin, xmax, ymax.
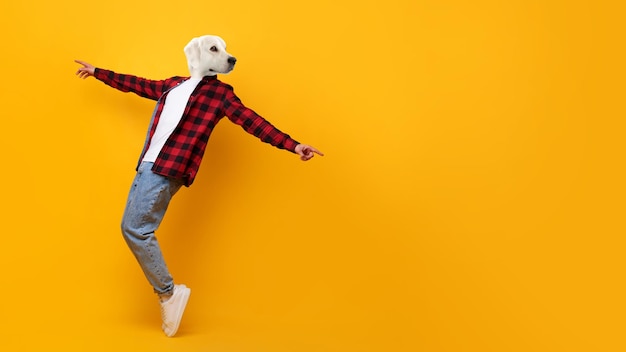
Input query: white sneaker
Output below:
<box><xmin>159</xmin><ymin>284</ymin><xmax>191</xmax><ymax>337</ymax></box>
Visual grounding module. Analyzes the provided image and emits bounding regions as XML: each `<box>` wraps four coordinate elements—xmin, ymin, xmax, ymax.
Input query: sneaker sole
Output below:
<box><xmin>165</xmin><ymin>287</ymin><xmax>191</xmax><ymax>337</ymax></box>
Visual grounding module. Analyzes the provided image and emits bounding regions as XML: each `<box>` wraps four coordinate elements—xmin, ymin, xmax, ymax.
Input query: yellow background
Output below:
<box><xmin>1</xmin><ymin>0</ymin><xmax>624</xmax><ymax>351</ymax></box>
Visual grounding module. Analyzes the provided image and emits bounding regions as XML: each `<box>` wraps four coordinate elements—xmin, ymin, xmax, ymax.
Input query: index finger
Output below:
<box><xmin>310</xmin><ymin>147</ymin><xmax>324</xmax><ymax>156</ymax></box>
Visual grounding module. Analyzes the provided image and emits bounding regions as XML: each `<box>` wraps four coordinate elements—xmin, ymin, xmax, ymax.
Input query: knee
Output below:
<box><xmin>121</xmin><ymin>216</ymin><xmax>142</xmax><ymax>240</ymax></box>
<box><xmin>121</xmin><ymin>218</ymin><xmax>132</xmax><ymax>239</ymax></box>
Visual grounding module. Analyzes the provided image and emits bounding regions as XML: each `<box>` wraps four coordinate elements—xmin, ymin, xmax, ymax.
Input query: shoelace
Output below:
<box><xmin>160</xmin><ymin>300</ymin><xmax>173</xmax><ymax>329</ymax></box>
<box><xmin>160</xmin><ymin>303</ymin><xmax>166</xmax><ymax>322</ymax></box>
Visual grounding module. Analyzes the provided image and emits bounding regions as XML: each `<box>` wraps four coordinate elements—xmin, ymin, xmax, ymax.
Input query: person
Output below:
<box><xmin>74</xmin><ymin>35</ymin><xmax>323</xmax><ymax>337</ymax></box>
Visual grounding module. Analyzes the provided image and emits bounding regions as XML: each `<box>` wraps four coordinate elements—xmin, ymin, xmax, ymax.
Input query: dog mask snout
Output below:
<box><xmin>228</xmin><ymin>57</ymin><xmax>237</xmax><ymax>65</ymax></box>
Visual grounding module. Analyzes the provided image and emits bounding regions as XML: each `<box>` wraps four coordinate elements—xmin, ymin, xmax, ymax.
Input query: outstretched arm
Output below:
<box><xmin>74</xmin><ymin>59</ymin><xmax>175</xmax><ymax>101</ymax></box>
<box><xmin>223</xmin><ymin>88</ymin><xmax>324</xmax><ymax>161</ymax></box>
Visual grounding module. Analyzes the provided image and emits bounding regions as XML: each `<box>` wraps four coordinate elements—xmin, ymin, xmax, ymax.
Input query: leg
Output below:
<box><xmin>121</xmin><ymin>162</ymin><xmax>183</xmax><ymax>295</ymax></box>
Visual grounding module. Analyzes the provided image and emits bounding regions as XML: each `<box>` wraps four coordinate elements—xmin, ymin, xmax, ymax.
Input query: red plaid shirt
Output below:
<box><xmin>94</xmin><ymin>68</ymin><xmax>299</xmax><ymax>186</ymax></box>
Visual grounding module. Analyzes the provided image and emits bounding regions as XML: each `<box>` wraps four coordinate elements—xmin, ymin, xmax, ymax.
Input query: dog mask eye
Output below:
<box><xmin>210</xmin><ymin>46</ymin><xmax>218</xmax><ymax>52</ymax></box>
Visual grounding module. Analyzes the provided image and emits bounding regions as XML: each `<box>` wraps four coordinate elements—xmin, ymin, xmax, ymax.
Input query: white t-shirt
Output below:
<box><xmin>142</xmin><ymin>77</ymin><xmax>202</xmax><ymax>162</ymax></box>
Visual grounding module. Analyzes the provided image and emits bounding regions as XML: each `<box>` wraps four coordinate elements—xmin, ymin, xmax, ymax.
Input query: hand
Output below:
<box><xmin>75</xmin><ymin>60</ymin><xmax>95</xmax><ymax>79</ymax></box>
<box><xmin>295</xmin><ymin>144</ymin><xmax>324</xmax><ymax>161</ymax></box>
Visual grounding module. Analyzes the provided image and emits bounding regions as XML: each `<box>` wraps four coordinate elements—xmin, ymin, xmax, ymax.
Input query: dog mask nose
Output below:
<box><xmin>228</xmin><ymin>57</ymin><xmax>237</xmax><ymax>64</ymax></box>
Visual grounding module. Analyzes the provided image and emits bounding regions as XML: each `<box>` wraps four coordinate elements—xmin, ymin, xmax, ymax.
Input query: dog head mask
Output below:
<box><xmin>184</xmin><ymin>35</ymin><xmax>237</xmax><ymax>78</ymax></box>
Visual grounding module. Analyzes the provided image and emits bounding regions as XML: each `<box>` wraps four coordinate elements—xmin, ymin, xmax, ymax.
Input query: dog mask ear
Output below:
<box><xmin>184</xmin><ymin>38</ymin><xmax>201</xmax><ymax>71</ymax></box>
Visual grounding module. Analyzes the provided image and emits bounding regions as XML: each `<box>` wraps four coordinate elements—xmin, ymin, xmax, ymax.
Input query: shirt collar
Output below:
<box><xmin>201</xmin><ymin>75</ymin><xmax>218</xmax><ymax>83</ymax></box>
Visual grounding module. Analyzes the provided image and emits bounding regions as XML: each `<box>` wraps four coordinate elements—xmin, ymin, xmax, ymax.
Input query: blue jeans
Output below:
<box><xmin>121</xmin><ymin>162</ymin><xmax>184</xmax><ymax>295</ymax></box>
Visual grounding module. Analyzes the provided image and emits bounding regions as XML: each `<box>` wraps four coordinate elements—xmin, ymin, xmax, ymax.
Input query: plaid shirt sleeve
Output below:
<box><xmin>223</xmin><ymin>86</ymin><xmax>300</xmax><ymax>153</ymax></box>
<box><xmin>93</xmin><ymin>68</ymin><xmax>179</xmax><ymax>101</ymax></box>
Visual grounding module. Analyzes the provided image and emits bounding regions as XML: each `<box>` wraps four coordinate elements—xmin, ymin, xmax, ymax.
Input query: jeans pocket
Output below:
<box><xmin>138</xmin><ymin>161</ymin><xmax>154</xmax><ymax>174</ymax></box>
